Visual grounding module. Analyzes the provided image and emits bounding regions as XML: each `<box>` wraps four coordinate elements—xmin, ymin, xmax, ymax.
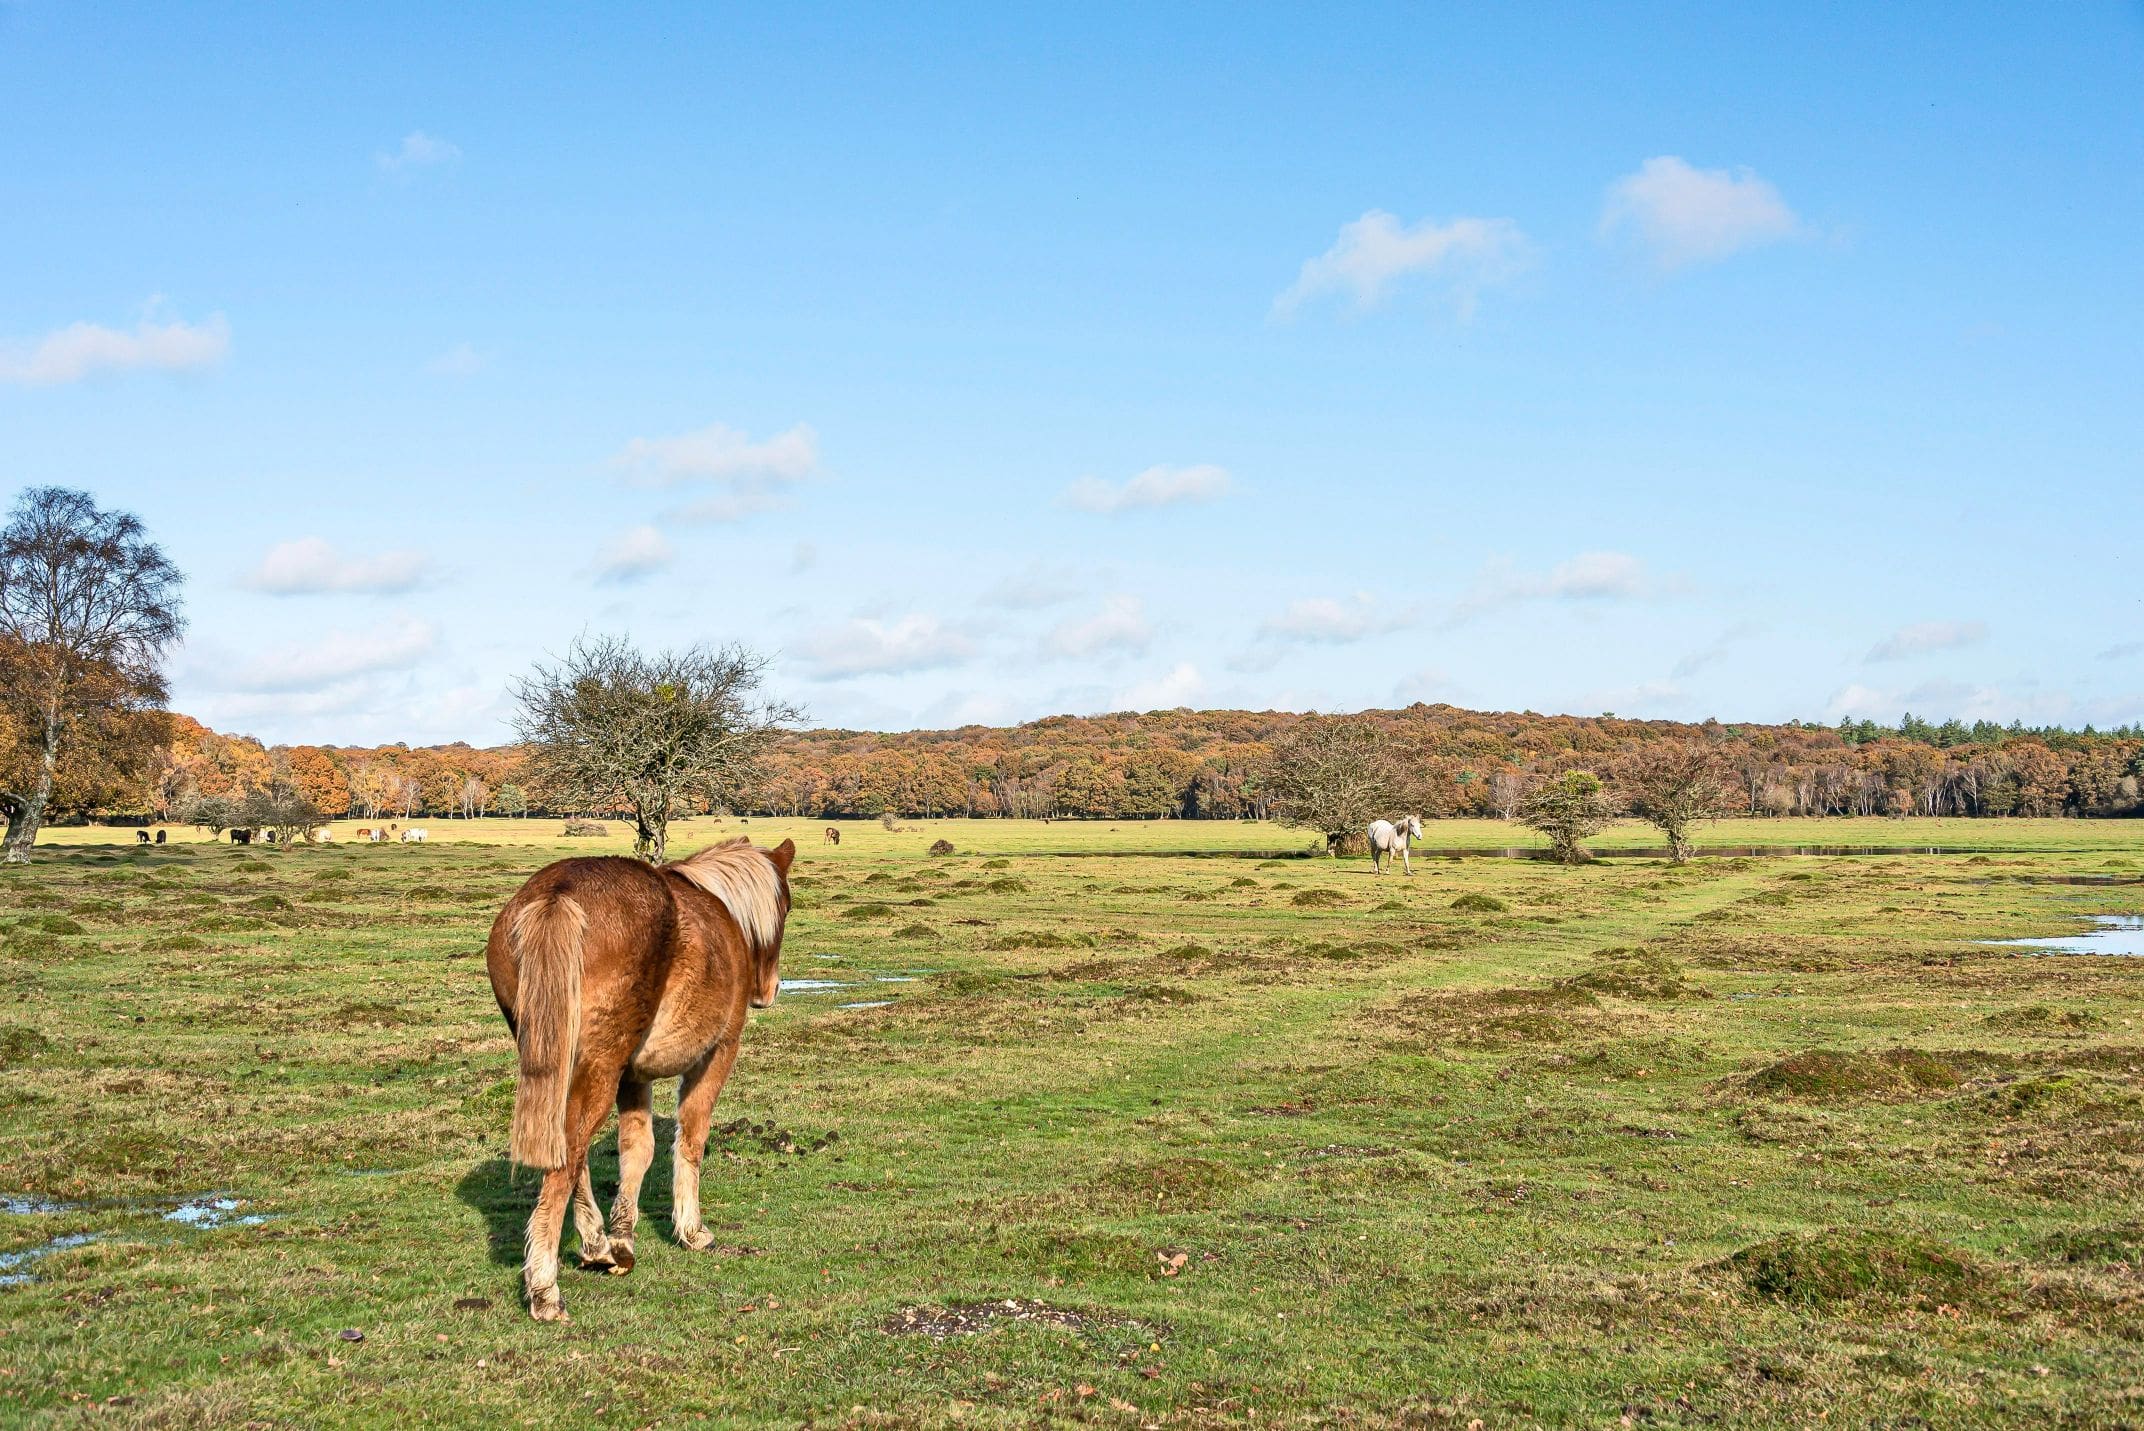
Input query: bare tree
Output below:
<box><xmin>1520</xmin><ymin>769</ymin><xmax>1618</xmax><ymax>864</ymax></box>
<box><xmin>511</xmin><ymin>635</ymin><xmax>799</xmax><ymax>863</ymax></box>
<box><xmin>1261</xmin><ymin>716</ymin><xmax>1409</xmax><ymax>855</ymax></box>
<box><xmin>0</xmin><ymin>488</ymin><xmax>184</xmax><ymax>863</ymax></box>
<box><xmin>1619</xmin><ymin>742</ymin><xmax>1732</xmax><ymax>863</ymax></box>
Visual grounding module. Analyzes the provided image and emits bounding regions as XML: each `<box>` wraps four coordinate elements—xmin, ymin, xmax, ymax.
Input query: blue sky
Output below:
<box><xmin>3</xmin><ymin>3</ymin><xmax>2139</xmax><ymax>745</ymax></box>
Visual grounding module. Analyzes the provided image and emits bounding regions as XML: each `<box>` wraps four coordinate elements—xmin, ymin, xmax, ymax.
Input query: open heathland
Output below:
<box><xmin>2</xmin><ymin>816</ymin><xmax>2143</xmax><ymax>1426</ymax></box>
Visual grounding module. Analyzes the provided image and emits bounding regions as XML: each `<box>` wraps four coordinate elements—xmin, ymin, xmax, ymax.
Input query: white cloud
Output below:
<box><xmin>1827</xmin><ymin>679</ymin><xmax>2072</xmax><ymax>726</ymax></box>
<box><xmin>1864</xmin><ymin>620</ymin><xmax>1988</xmax><ymax>663</ymax></box>
<box><xmin>794</xmin><ymin>614</ymin><xmax>974</xmax><ymax>680</ymax></box>
<box><xmin>247</xmin><ymin>537</ymin><xmax>432</xmax><ymax>595</ymax></box>
<box><xmin>0</xmin><ymin>308</ymin><xmax>229</xmax><ymax>386</ymax></box>
<box><xmin>378</xmin><ymin>130</ymin><xmax>461</xmax><ymax>172</ymax></box>
<box><xmin>2101</xmin><ymin>640</ymin><xmax>2144</xmax><ymax>662</ymax></box>
<box><xmin>1111</xmin><ymin>662</ymin><xmax>1204</xmax><ymax>713</ymax></box>
<box><xmin>614</xmin><ymin>421</ymin><xmax>818</xmax><ymax>486</ymax></box>
<box><xmin>1044</xmin><ymin>596</ymin><xmax>1152</xmax><ymax>659</ymax></box>
<box><xmin>1393</xmin><ymin>669</ymin><xmax>1468</xmax><ymax>706</ymax></box>
<box><xmin>592</xmin><ymin>525</ymin><xmax>674</xmax><ymax>584</ymax></box>
<box><xmin>790</xmin><ymin>542</ymin><xmax>818</xmax><ymax>574</ymax></box>
<box><xmin>1062</xmin><ymin>463</ymin><xmax>1230</xmax><ymax>514</ymax></box>
<box><xmin>1444</xmin><ymin>551</ymin><xmax>1660</xmax><ymax>626</ymax></box>
<box><xmin>981</xmin><ymin>563</ymin><xmax>1081</xmax><ymax>610</ymax></box>
<box><xmin>424</xmin><ymin>342</ymin><xmax>488</xmax><ymax>377</ymax></box>
<box><xmin>1600</xmin><ymin>156</ymin><xmax>1801</xmax><ymax>270</ymax></box>
<box><xmin>221</xmin><ymin>617</ymin><xmax>438</xmax><ymax>693</ymax></box>
<box><xmin>1275</xmin><ymin>210</ymin><xmax>1531</xmax><ymax>317</ymax></box>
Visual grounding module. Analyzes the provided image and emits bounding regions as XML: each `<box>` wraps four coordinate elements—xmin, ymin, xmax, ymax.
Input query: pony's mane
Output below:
<box><xmin>665</xmin><ymin>837</ymin><xmax>786</xmax><ymax>950</ymax></box>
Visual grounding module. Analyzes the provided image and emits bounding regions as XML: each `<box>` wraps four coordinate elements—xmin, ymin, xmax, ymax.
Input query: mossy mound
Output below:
<box><xmin>1969</xmin><ymin>1071</ymin><xmax>2138</xmax><ymax>1121</ymax></box>
<box><xmin>19</xmin><ymin>914</ymin><xmax>86</xmax><ymax>936</ymax></box>
<box><xmin>1726</xmin><ymin>1230</ymin><xmax>1988</xmax><ymax>1307</ymax></box>
<box><xmin>1386</xmin><ymin>984</ymin><xmax>1601</xmax><ymax>1046</ymax></box>
<box><xmin>842</xmin><ymin>902</ymin><xmax>896</xmax><ymax>921</ymax></box>
<box><xmin>891</xmin><ymin>923</ymin><xmax>939</xmax><ymax>940</ymax></box>
<box><xmin>0</xmin><ymin>1024</ymin><xmax>53</xmax><ymax>1069</ymax></box>
<box><xmin>1743</xmin><ymin>1047</ymin><xmax>1988</xmax><ymax>1102</ymax></box>
<box><xmin>1450</xmin><ymin>893</ymin><xmax>1509</xmax><ymax>914</ymax></box>
<box><xmin>982</xmin><ymin>858</ymin><xmax>1011</xmax><ymax>869</ymax></box>
<box><xmin>927</xmin><ymin>840</ymin><xmax>955</xmax><ymax>856</ymax></box>
<box><xmin>1096</xmin><ymin>1156</ymin><xmax>1249</xmax><ymax>1213</ymax></box>
<box><xmin>1561</xmin><ymin>947</ymin><xmax>1711</xmax><ymax>1001</ymax></box>
<box><xmin>1290</xmin><ymin>889</ymin><xmax>1348</xmax><ymax>908</ymax></box>
<box><xmin>1982</xmin><ymin>1004</ymin><xmax>2104</xmax><ymax>1035</ymax></box>
<box><xmin>2039</xmin><ymin>1222</ymin><xmax>2144</xmax><ymax>1267</ymax></box>
<box><xmin>984</xmin><ymin>930</ymin><xmax>1090</xmax><ymax>950</ymax></box>
<box><xmin>985</xmin><ymin>876</ymin><xmax>1029</xmax><ymax>893</ymax></box>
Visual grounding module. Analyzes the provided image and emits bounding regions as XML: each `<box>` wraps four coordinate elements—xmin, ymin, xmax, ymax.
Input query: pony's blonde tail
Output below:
<box><xmin>508</xmin><ymin>894</ymin><xmax>587</xmax><ymax>1170</ymax></box>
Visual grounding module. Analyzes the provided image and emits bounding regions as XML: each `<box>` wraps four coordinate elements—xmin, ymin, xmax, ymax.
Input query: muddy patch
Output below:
<box><xmin>882</xmin><ymin>1297</ymin><xmax>1159</xmax><ymax>1342</ymax></box>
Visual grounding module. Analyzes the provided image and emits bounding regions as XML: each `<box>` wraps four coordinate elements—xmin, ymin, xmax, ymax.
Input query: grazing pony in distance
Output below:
<box><xmin>402</xmin><ymin>828</ymin><xmax>427</xmax><ymax>843</ymax></box>
<box><xmin>154</xmin><ymin>828</ymin><xmax>166</xmax><ymax>845</ymax></box>
<box><xmin>823</xmin><ymin>826</ymin><xmax>840</xmax><ymax>846</ymax></box>
<box><xmin>1367</xmin><ymin>814</ymin><xmax>1423</xmax><ymax>876</ymax></box>
<box><xmin>136</xmin><ymin>830</ymin><xmax>150</xmax><ymax>844</ymax></box>
<box><xmin>486</xmin><ymin>835</ymin><xmax>797</xmax><ymax>1322</ymax></box>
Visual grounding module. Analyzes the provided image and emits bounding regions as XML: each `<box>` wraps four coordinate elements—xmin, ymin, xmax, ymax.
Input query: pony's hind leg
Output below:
<box><xmin>671</xmin><ymin>1044</ymin><xmax>741</xmax><ymax>1251</ymax></box>
<box><xmin>523</xmin><ymin>1074</ymin><xmax>622</xmax><ymax>1322</ymax></box>
<box><xmin>604</xmin><ymin>1078</ymin><xmax>654</xmax><ymax>1271</ymax></box>
<box><xmin>573</xmin><ymin>1163</ymin><xmax>621</xmax><ymax>1273</ymax></box>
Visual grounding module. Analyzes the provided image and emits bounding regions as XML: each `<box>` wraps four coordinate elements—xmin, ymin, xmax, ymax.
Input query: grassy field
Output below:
<box><xmin>3</xmin><ymin>818</ymin><xmax>2143</xmax><ymax>1427</ymax></box>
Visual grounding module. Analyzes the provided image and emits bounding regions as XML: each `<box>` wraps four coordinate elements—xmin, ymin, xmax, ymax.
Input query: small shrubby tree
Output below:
<box><xmin>241</xmin><ymin>782</ymin><xmax>325</xmax><ymax>847</ymax></box>
<box><xmin>1262</xmin><ymin>717</ymin><xmax>1409</xmax><ymax>856</ymax></box>
<box><xmin>1619</xmin><ymin>742</ymin><xmax>1732</xmax><ymax>864</ymax></box>
<box><xmin>511</xmin><ymin>635</ymin><xmax>798</xmax><ymax>863</ymax></box>
<box><xmin>1521</xmin><ymin>769</ymin><xmax>1618</xmax><ymax>864</ymax></box>
<box><xmin>0</xmin><ymin>488</ymin><xmax>184</xmax><ymax>863</ymax></box>
<box><xmin>182</xmin><ymin>793</ymin><xmax>238</xmax><ymax>837</ymax></box>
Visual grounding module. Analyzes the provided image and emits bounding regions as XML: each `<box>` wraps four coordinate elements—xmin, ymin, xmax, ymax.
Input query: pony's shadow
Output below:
<box><xmin>456</xmin><ymin>1118</ymin><xmax>682</xmax><ymax>1269</ymax></box>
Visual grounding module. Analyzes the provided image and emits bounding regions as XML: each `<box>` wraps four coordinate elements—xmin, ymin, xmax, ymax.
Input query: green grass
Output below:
<box><xmin>2</xmin><ymin>818</ymin><xmax>2142</xmax><ymax>1426</ymax></box>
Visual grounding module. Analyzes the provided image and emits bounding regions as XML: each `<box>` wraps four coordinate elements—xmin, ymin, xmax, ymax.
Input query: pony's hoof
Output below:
<box><xmin>607</xmin><ymin>1244</ymin><xmax>635</xmax><ymax>1275</ymax></box>
<box><xmin>529</xmin><ymin>1289</ymin><xmax>568</xmax><ymax>1323</ymax></box>
<box><xmin>677</xmin><ymin>1226</ymin><xmax>715</xmax><ymax>1251</ymax></box>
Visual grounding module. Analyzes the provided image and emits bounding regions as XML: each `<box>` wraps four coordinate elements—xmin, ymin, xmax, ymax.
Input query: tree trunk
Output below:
<box><xmin>1</xmin><ymin>713</ymin><xmax>61</xmax><ymax>864</ymax></box>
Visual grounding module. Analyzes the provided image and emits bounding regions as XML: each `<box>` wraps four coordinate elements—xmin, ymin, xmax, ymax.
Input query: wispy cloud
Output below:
<box><xmin>592</xmin><ymin>525</ymin><xmax>674</xmax><ymax>584</ymax></box>
<box><xmin>981</xmin><ymin>563</ymin><xmax>1081</xmax><ymax>611</ymax></box>
<box><xmin>612</xmin><ymin>420</ymin><xmax>819</xmax><ymax>524</ymax></box>
<box><xmin>1600</xmin><ymin>156</ymin><xmax>1801</xmax><ymax>270</ymax></box>
<box><xmin>1043</xmin><ymin>595</ymin><xmax>1152</xmax><ymax>659</ymax></box>
<box><xmin>424</xmin><ymin>342</ymin><xmax>488</xmax><ymax>377</ymax></box>
<box><xmin>1827</xmin><ymin>678</ymin><xmax>2072</xmax><ymax>726</ymax></box>
<box><xmin>377</xmin><ymin>130</ymin><xmax>461</xmax><ymax>172</ymax></box>
<box><xmin>1864</xmin><ymin>619</ymin><xmax>1987</xmax><ymax>663</ymax></box>
<box><xmin>2098</xmin><ymin>640</ymin><xmax>2142</xmax><ymax>662</ymax></box>
<box><xmin>1672</xmin><ymin>620</ymin><xmax>1765</xmax><ymax>678</ymax></box>
<box><xmin>220</xmin><ymin>617</ymin><xmax>439</xmax><ymax>693</ymax></box>
<box><xmin>794</xmin><ymin>614</ymin><xmax>975</xmax><ymax>680</ymax></box>
<box><xmin>1062</xmin><ymin>463</ymin><xmax>1230</xmax><ymax>514</ymax></box>
<box><xmin>1275</xmin><ymin>210</ymin><xmax>1531</xmax><ymax>318</ymax></box>
<box><xmin>247</xmin><ymin>537</ymin><xmax>432</xmax><ymax>595</ymax></box>
<box><xmin>1233</xmin><ymin>592</ymin><xmax>1415</xmax><ymax>672</ymax></box>
<box><xmin>1444</xmin><ymin>551</ymin><xmax>1661</xmax><ymax>627</ymax></box>
<box><xmin>0</xmin><ymin>306</ymin><xmax>229</xmax><ymax>386</ymax></box>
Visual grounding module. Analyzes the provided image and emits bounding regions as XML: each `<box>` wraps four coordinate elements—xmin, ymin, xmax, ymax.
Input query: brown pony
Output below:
<box><xmin>822</xmin><ymin>826</ymin><xmax>840</xmax><ymax>845</ymax></box>
<box><xmin>485</xmin><ymin>836</ymin><xmax>796</xmax><ymax>1322</ymax></box>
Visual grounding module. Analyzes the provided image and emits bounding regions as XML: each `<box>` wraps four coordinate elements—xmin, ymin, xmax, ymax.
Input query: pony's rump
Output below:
<box><xmin>508</xmin><ymin>893</ymin><xmax>588</xmax><ymax>1169</ymax></box>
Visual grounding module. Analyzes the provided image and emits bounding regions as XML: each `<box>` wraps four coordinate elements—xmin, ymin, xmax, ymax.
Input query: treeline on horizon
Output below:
<box><xmin>70</xmin><ymin>704</ymin><xmax>2144</xmax><ymax>828</ymax></box>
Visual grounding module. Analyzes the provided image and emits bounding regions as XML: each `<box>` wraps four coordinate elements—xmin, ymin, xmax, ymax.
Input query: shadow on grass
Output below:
<box><xmin>455</xmin><ymin>1120</ymin><xmax>679</xmax><ymax>1268</ymax></box>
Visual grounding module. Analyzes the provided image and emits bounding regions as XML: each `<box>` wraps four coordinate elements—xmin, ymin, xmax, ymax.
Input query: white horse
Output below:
<box><xmin>1367</xmin><ymin>814</ymin><xmax>1423</xmax><ymax>876</ymax></box>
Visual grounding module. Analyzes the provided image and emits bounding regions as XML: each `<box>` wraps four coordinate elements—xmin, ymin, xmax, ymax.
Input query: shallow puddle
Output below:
<box><xmin>839</xmin><ymin>1000</ymin><xmax>894</xmax><ymax>1010</ymax></box>
<box><xmin>1981</xmin><ymin>915</ymin><xmax>2144</xmax><ymax>957</ymax></box>
<box><xmin>778</xmin><ymin>979</ymin><xmax>851</xmax><ymax>993</ymax></box>
<box><xmin>0</xmin><ymin>1233</ymin><xmax>100</xmax><ymax>1287</ymax></box>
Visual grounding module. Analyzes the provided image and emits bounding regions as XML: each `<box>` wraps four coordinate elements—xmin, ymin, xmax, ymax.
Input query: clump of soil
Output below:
<box><xmin>1116</xmin><ymin>983</ymin><xmax>1201</xmax><ymax>1007</ymax></box>
<box><xmin>982</xmin><ymin>858</ymin><xmax>1011</xmax><ymax>869</ymax></box>
<box><xmin>1291</xmin><ymin>889</ymin><xmax>1348</xmax><ymax>908</ymax></box>
<box><xmin>842</xmin><ymin>902</ymin><xmax>895</xmax><ymax>920</ymax></box>
<box><xmin>1450</xmin><ymin>893</ymin><xmax>1508</xmax><ymax>913</ymax></box>
<box><xmin>19</xmin><ymin>914</ymin><xmax>86</xmax><ymax>936</ymax></box>
<box><xmin>1723</xmin><ymin>1229</ymin><xmax>1990</xmax><ymax>1307</ymax></box>
<box><xmin>985</xmin><ymin>876</ymin><xmax>1029</xmax><ymax>893</ymax></box>
<box><xmin>891</xmin><ymin>923</ymin><xmax>939</xmax><ymax>940</ymax></box>
<box><xmin>711</xmin><ymin>1119</ymin><xmax>839</xmax><ymax>1157</ymax></box>
<box><xmin>1969</xmin><ymin>1071</ymin><xmax>2138</xmax><ymax>1121</ymax></box>
<box><xmin>985</xmin><ymin>930</ymin><xmax>1092</xmax><ymax>950</ymax></box>
<box><xmin>401</xmin><ymin>884</ymin><xmax>453</xmax><ymax>902</ymax></box>
<box><xmin>1560</xmin><ymin>947</ymin><xmax>1711</xmax><ymax>1001</ymax></box>
<box><xmin>1742</xmin><ymin>1048</ymin><xmax>1992</xmax><ymax>1102</ymax></box>
<box><xmin>326</xmin><ymin>1000</ymin><xmax>419</xmax><ymax>1030</ymax></box>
